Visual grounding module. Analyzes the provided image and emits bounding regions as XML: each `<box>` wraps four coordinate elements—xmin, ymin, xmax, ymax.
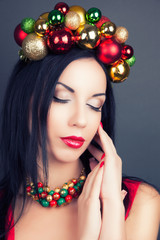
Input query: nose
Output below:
<box><xmin>68</xmin><ymin>104</ymin><xmax>87</xmax><ymax>128</ymax></box>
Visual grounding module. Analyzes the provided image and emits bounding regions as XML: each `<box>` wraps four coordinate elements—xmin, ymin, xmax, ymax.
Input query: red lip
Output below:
<box><xmin>61</xmin><ymin>136</ymin><xmax>85</xmax><ymax>149</ymax></box>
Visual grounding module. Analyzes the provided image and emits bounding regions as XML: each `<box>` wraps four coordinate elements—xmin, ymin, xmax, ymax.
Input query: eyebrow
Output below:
<box><xmin>56</xmin><ymin>82</ymin><xmax>106</xmax><ymax>97</ymax></box>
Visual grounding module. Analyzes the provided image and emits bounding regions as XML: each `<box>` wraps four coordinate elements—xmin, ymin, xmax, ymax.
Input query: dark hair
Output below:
<box><xmin>0</xmin><ymin>46</ymin><xmax>159</xmax><ymax>239</ymax></box>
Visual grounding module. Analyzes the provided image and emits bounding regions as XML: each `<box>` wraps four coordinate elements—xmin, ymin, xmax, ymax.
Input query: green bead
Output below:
<box><xmin>86</xmin><ymin>8</ymin><xmax>101</xmax><ymax>23</ymax></box>
<box><xmin>73</xmin><ymin>185</ymin><xmax>79</xmax><ymax>191</ymax></box>
<box><xmin>76</xmin><ymin>182</ymin><xmax>81</xmax><ymax>188</ymax></box>
<box><xmin>41</xmin><ymin>199</ymin><xmax>49</xmax><ymax>207</ymax></box>
<box><xmin>60</xmin><ymin>188</ymin><xmax>68</xmax><ymax>197</ymax></box>
<box><xmin>21</xmin><ymin>18</ymin><xmax>35</xmax><ymax>34</ymax></box>
<box><xmin>79</xmin><ymin>180</ymin><xmax>84</xmax><ymax>185</ymax></box>
<box><xmin>30</xmin><ymin>189</ymin><xmax>36</xmax><ymax>195</ymax></box>
<box><xmin>48</xmin><ymin>10</ymin><xmax>64</xmax><ymax>25</ymax></box>
<box><xmin>49</xmin><ymin>190</ymin><xmax>54</xmax><ymax>195</ymax></box>
<box><xmin>57</xmin><ymin>198</ymin><xmax>65</xmax><ymax>206</ymax></box>
<box><xmin>125</xmin><ymin>55</ymin><xmax>136</xmax><ymax>67</ymax></box>
<box><xmin>38</xmin><ymin>187</ymin><xmax>43</xmax><ymax>193</ymax></box>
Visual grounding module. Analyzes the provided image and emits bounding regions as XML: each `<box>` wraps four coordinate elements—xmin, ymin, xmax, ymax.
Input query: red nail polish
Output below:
<box><xmin>100</xmin><ymin>161</ymin><xmax>104</xmax><ymax>168</ymax></box>
<box><xmin>101</xmin><ymin>153</ymin><xmax>105</xmax><ymax>160</ymax></box>
<box><xmin>100</xmin><ymin>122</ymin><xmax>103</xmax><ymax>128</ymax></box>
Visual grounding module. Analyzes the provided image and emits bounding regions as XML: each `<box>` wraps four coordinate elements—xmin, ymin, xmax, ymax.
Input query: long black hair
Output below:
<box><xmin>0</xmin><ymin>46</ymin><xmax>159</xmax><ymax>239</ymax></box>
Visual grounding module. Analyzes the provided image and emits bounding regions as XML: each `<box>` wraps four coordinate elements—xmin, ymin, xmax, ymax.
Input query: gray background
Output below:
<box><xmin>0</xmin><ymin>1</ymin><xmax>159</xmax><ymax>187</ymax></box>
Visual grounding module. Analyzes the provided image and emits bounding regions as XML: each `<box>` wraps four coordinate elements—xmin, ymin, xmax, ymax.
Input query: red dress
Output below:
<box><xmin>5</xmin><ymin>178</ymin><xmax>141</xmax><ymax>240</ymax></box>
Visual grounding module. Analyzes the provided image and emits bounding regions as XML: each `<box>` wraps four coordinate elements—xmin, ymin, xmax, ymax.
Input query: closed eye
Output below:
<box><xmin>87</xmin><ymin>104</ymin><xmax>102</xmax><ymax>112</ymax></box>
<box><xmin>53</xmin><ymin>96</ymin><xmax>70</xmax><ymax>103</ymax></box>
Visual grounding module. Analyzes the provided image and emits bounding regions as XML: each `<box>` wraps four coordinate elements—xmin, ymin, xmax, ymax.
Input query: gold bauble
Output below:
<box><xmin>62</xmin><ymin>184</ymin><xmax>69</xmax><ymax>189</ymax></box>
<box><xmin>69</xmin><ymin>5</ymin><xmax>86</xmax><ymax>25</ymax></box>
<box><xmin>33</xmin><ymin>195</ymin><xmax>38</xmax><ymax>201</ymax></box>
<box><xmin>76</xmin><ymin>24</ymin><xmax>100</xmax><ymax>49</ymax></box>
<box><xmin>46</xmin><ymin>195</ymin><xmax>52</xmax><ymax>202</ymax></box>
<box><xmin>67</xmin><ymin>180</ymin><xmax>74</xmax><ymax>188</ymax></box>
<box><xmin>34</xmin><ymin>19</ymin><xmax>49</xmax><ymax>37</ymax></box>
<box><xmin>109</xmin><ymin>59</ymin><xmax>130</xmax><ymax>82</ymax></box>
<box><xmin>54</xmin><ymin>187</ymin><xmax>61</xmax><ymax>193</ymax></box>
<box><xmin>64</xmin><ymin>11</ymin><xmax>81</xmax><ymax>30</ymax></box>
<box><xmin>22</xmin><ymin>33</ymin><xmax>48</xmax><ymax>61</ymax></box>
<box><xmin>39</xmin><ymin>12</ymin><xmax>49</xmax><ymax>21</ymax></box>
<box><xmin>79</xmin><ymin>175</ymin><xmax>86</xmax><ymax>180</ymax></box>
<box><xmin>43</xmin><ymin>186</ymin><xmax>50</xmax><ymax>192</ymax></box>
<box><xmin>101</xmin><ymin>21</ymin><xmax>116</xmax><ymax>37</ymax></box>
<box><xmin>114</xmin><ymin>26</ymin><xmax>128</xmax><ymax>44</ymax></box>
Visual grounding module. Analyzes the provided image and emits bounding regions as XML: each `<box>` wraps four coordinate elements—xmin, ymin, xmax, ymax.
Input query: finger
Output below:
<box><xmin>88</xmin><ymin>144</ymin><xmax>103</xmax><ymax>162</ymax></box>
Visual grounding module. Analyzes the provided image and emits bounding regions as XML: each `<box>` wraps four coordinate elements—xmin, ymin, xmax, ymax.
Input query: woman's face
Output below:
<box><xmin>47</xmin><ymin>58</ymin><xmax>107</xmax><ymax>163</ymax></box>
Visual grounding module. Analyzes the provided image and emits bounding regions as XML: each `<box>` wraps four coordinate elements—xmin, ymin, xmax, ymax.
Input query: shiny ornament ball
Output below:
<box><xmin>65</xmin><ymin>195</ymin><xmax>72</xmax><ymax>203</ymax></box>
<box><xmin>72</xmin><ymin>179</ymin><xmax>78</xmax><ymax>184</ymax></box>
<box><xmin>114</xmin><ymin>26</ymin><xmax>128</xmax><ymax>44</ymax></box>
<box><xmin>22</xmin><ymin>33</ymin><xmax>48</xmax><ymax>61</ymax></box>
<box><xmin>121</xmin><ymin>45</ymin><xmax>134</xmax><ymax>60</ymax></box>
<box><xmin>50</xmin><ymin>200</ymin><xmax>57</xmax><ymax>207</ymax></box>
<box><xmin>62</xmin><ymin>183</ymin><xmax>69</xmax><ymax>189</ymax></box>
<box><xmin>39</xmin><ymin>12</ymin><xmax>49</xmax><ymax>21</ymax></box>
<box><xmin>47</xmin><ymin>28</ymin><xmax>74</xmax><ymax>53</ymax></box>
<box><xmin>96</xmin><ymin>38</ymin><xmax>122</xmax><ymax>64</ymax></box>
<box><xmin>101</xmin><ymin>21</ymin><xmax>116</xmax><ymax>38</ymax></box>
<box><xmin>60</xmin><ymin>189</ymin><xmax>68</xmax><ymax>197</ymax></box>
<box><xmin>48</xmin><ymin>10</ymin><xmax>64</xmax><ymax>25</ymax></box>
<box><xmin>46</xmin><ymin>195</ymin><xmax>53</xmax><ymax>202</ymax></box>
<box><xmin>108</xmin><ymin>59</ymin><xmax>130</xmax><ymax>82</ymax></box>
<box><xmin>86</xmin><ymin>8</ymin><xmax>102</xmax><ymax>23</ymax></box>
<box><xmin>54</xmin><ymin>187</ymin><xmax>61</xmax><ymax>193</ymax></box>
<box><xmin>67</xmin><ymin>180</ymin><xmax>74</xmax><ymax>188</ymax></box>
<box><xmin>54</xmin><ymin>2</ymin><xmax>69</xmax><ymax>15</ymax></box>
<box><xmin>95</xmin><ymin>15</ymin><xmax>110</xmax><ymax>28</ymax></box>
<box><xmin>68</xmin><ymin>187</ymin><xmax>76</xmax><ymax>195</ymax></box>
<box><xmin>57</xmin><ymin>197</ymin><xmax>65</xmax><ymax>206</ymax></box>
<box><xmin>34</xmin><ymin>19</ymin><xmax>49</xmax><ymax>36</ymax></box>
<box><xmin>53</xmin><ymin>192</ymin><xmax>60</xmax><ymax>200</ymax></box>
<box><xmin>79</xmin><ymin>175</ymin><xmax>86</xmax><ymax>180</ymax></box>
<box><xmin>69</xmin><ymin>5</ymin><xmax>86</xmax><ymax>25</ymax></box>
<box><xmin>14</xmin><ymin>24</ymin><xmax>28</xmax><ymax>46</ymax></box>
<box><xmin>125</xmin><ymin>55</ymin><xmax>136</xmax><ymax>67</ymax></box>
<box><xmin>76</xmin><ymin>24</ymin><xmax>100</xmax><ymax>49</ymax></box>
<box><xmin>21</xmin><ymin>18</ymin><xmax>35</xmax><ymax>34</ymax></box>
<box><xmin>64</xmin><ymin>11</ymin><xmax>81</xmax><ymax>30</ymax></box>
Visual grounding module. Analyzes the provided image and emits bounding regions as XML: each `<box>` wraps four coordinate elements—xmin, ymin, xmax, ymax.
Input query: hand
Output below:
<box><xmin>77</xmin><ymin>157</ymin><xmax>104</xmax><ymax>240</ymax></box>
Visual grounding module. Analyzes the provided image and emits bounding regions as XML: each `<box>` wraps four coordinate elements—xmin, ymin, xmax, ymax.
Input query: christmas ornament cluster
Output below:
<box><xmin>14</xmin><ymin>2</ymin><xmax>136</xmax><ymax>82</ymax></box>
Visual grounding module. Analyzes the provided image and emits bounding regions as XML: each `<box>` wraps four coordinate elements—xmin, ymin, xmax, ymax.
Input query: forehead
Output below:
<box><xmin>57</xmin><ymin>58</ymin><xmax>107</xmax><ymax>93</ymax></box>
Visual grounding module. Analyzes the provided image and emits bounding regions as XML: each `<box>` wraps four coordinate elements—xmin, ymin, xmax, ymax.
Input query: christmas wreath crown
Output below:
<box><xmin>14</xmin><ymin>2</ymin><xmax>136</xmax><ymax>82</ymax></box>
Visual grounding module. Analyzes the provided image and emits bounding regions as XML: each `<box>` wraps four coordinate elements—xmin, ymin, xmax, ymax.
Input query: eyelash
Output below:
<box><xmin>53</xmin><ymin>97</ymin><xmax>102</xmax><ymax>112</ymax></box>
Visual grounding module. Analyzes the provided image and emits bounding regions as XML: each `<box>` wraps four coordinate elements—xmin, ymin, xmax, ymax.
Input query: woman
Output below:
<box><xmin>1</xmin><ymin>3</ymin><xmax>160</xmax><ymax>240</ymax></box>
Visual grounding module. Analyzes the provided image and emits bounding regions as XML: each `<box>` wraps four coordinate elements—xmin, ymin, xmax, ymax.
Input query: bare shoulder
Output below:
<box><xmin>125</xmin><ymin>182</ymin><xmax>160</xmax><ymax>240</ymax></box>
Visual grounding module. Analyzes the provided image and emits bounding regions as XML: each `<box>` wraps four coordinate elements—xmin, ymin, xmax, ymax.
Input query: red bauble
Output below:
<box><xmin>14</xmin><ymin>24</ymin><xmax>28</xmax><ymax>46</ymax></box>
<box><xmin>47</xmin><ymin>28</ymin><xmax>74</xmax><ymax>53</ymax></box>
<box><xmin>95</xmin><ymin>15</ymin><xmax>110</xmax><ymax>29</ymax></box>
<box><xmin>121</xmin><ymin>45</ymin><xmax>134</xmax><ymax>60</ymax></box>
<box><xmin>54</xmin><ymin>2</ymin><xmax>69</xmax><ymax>15</ymax></box>
<box><xmin>68</xmin><ymin>187</ymin><xmax>76</xmax><ymax>195</ymax></box>
<box><xmin>41</xmin><ymin>192</ymin><xmax>48</xmax><ymax>198</ymax></box>
<box><xmin>65</xmin><ymin>194</ymin><xmax>72</xmax><ymax>203</ymax></box>
<box><xmin>96</xmin><ymin>38</ymin><xmax>122</xmax><ymax>64</ymax></box>
<box><xmin>50</xmin><ymin>200</ymin><xmax>57</xmax><ymax>207</ymax></box>
<box><xmin>37</xmin><ymin>182</ymin><xmax>43</xmax><ymax>188</ymax></box>
<box><xmin>26</xmin><ymin>186</ymin><xmax>31</xmax><ymax>192</ymax></box>
<box><xmin>72</xmin><ymin>179</ymin><xmax>78</xmax><ymax>184</ymax></box>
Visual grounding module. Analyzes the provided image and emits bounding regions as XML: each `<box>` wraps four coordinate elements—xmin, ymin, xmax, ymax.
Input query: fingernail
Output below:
<box><xmin>100</xmin><ymin>161</ymin><xmax>104</xmax><ymax>168</ymax></box>
<box><xmin>101</xmin><ymin>153</ymin><xmax>105</xmax><ymax>160</ymax></box>
<box><xmin>100</xmin><ymin>122</ymin><xmax>103</xmax><ymax>128</ymax></box>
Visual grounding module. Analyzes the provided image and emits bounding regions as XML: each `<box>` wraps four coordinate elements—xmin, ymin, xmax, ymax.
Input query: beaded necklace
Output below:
<box><xmin>26</xmin><ymin>167</ymin><xmax>86</xmax><ymax>207</ymax></box>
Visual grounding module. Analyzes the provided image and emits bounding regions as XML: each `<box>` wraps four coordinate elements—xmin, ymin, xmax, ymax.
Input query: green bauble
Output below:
<box><xmin>41</xmin><ymin>199</ymin><xmax>50</xmax><ymax>207</ymax></box>
<box><xmin>49</xmin><ymin>190</ymin><xmax>54</xmax><ymax>195</ymax></box>
<box><xmin>125</xmin><ymin>55</ymin><xmax>136</xmax><ymax>67</ymax></box>
<box><xmin>21</xmin><ymin>18</ymin><xmax>35</xmax><ymax>34</ymax></box>
<box><xmin>73</xmin><ymin>185</ymin><xmax>79</xmax><ymax>191</ymax></box>
<box><xmin>60</xmin><ymin>188</ymin><xmax>68</xmax><ymax>197</ymax></box>
<box><xmin>48</xmin><ymin>10</ymin><xmax>64</xmax><ymax>25</ymax></box>
<box><xmin>57</xmin><ymin>198</ymin><xmax>65</xmax><ymax>206</ymax></box>
<box><xmin>76</xmin><ymin>182</ymin><xmax>81</xmax><ymax>188</ymax></box>
<box><xmin>86</xmin><ymin>8</ymin><xmax>101</xmax><ymax>23</ymax></box>
<box><xmin>38</xmin><ymin>187</ymin><xmax>43</xmax><ymax>193</ymax></box>
<box><xmin>79</xmin><ymin>180</ymin><xmax>84</xmax><ymax>185</ymax></box>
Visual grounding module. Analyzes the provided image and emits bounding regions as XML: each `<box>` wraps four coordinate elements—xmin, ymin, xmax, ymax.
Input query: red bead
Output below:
<box><xmin>26</xmin><ymin>186</ymin><xmax>31</xmax><ymax>192</ymax></box>
<box><xmin>65</xmin><ymin>194</ymin><xmax>72</xmax><ymax>203</ymax></box>
<box><xmin>54</xmin><ymin>2</ymin><xmax>69</xmax><ymax>15</ymax></box>
<box><xmin>121</xmin><ymin>45</ymin><xmax>134</xmax><ymax>60</ymax></box>
<box><xmin>50</xmin><ymin>200</ymin><xmax>57</xmax><ymax>207</ymax></box>
<box><xmin>14</xmin><ymin>24</ymin><xmax>28</xmax><ymax>46</ymax></box>
<box><xmin>47</xmin><ymin>28</ymin><xmax>74</xmax><ymax>54</ymax></box>
<box><xmin>37</xmin><ymin>182</ymin><xmax>43</xmax><ymax>188</ymax></box>
<box><xmin>95</xmin><ymin>15</ymin><xmax>110</xmax><ymax>28</ymax></box>
<box><xmin>68</xmin><ymin>187</ymin><xmax>76</xmax><ymax>195</ymax></box>
<box><xmin>38</xmin><ymin>193</ymin><xmax>42</xmax><ymax>198</ymax></box>
<box><xmin>53</xmin><ymin>192</ymin><xmax>60</xmax><ymax>200</ymax></box>
<box><xmin>41</xmin><ymin>192</ymin><xmax>47</xmax><ymax>198</ymax></box>
<box><xmin>72</xmin><ymin>179</ymin><xmax>78</xmax><ymax>184</ymax></box>
<box><xmin>73</xmin><ymin>191</ymin><xmax>79</xmax><ymax>198</ymax></box>
<box><xmin>96</xmin><ymin>38</ymin><xmax>122</xmax><ymax>64</ymax></box>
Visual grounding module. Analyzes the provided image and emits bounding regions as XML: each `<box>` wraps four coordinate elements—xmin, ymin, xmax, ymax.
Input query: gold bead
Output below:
<box><xmin>54</xmin><ymin>187</ymin><xmax>61</xmax><ymax>193</ymax></box>
<box><xmin>64</xmin><ymin>11</ymin><xmax>81</xmax><ymax>30</ymax></box>
<box><xmin>101</xmin><ymin>21</ymin><xmax>116</xmax><ymax>37</ymax></box>
<box><xmin>39</xmin><ymin>12</ymin><xmax>49</xmax><ymax>21</ymax></box>
<box><xmin>67</xmin><ymin>180</ymin><xmax>74</xmax><ymax>188</ymax></box>
<box><xmin>69</xmin><ymin>5</ymin><xmax>86</xmax><ymax>25</ymax></box>
<box><xmin>62</xmin><ymin>184</ymin><xmax>69</xmax><ymax>190</ymax></box>
<box><xmin>46</xmin><ymin>195</ymin><xmax>52</xmax><ymax>202</ymax></box>
<box><xmin>43</xmin><ymin>186</ymin><xmax>50</xmax><ymax>192</ymax></box>
<box><xmin>108</xmin><ymin>59</ymin><xmax>130</xmax><ymax>82</ymax></box>
<box><xmin>30</xmin><ymin>182</ymin><xmax>34</xmax><ymax>186</ymax></box>
<box><xmin>79</xmin><ymin>175</ymin><xmax>86</xmax><ymax>180</ymax></box>
<box><xmin>34</xmin><ymin>19</ymin><xmax>49</xmax><ymax>37</ymax></box>
<box><xmin>114</xmin><ymin>26</ymin><xmax>128</xmax><ymax>44</ymax></box>
<box><xmin>33</xmin><ymin>195</ymin><xmax>38</xmax><ymax>201</ymax></box>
